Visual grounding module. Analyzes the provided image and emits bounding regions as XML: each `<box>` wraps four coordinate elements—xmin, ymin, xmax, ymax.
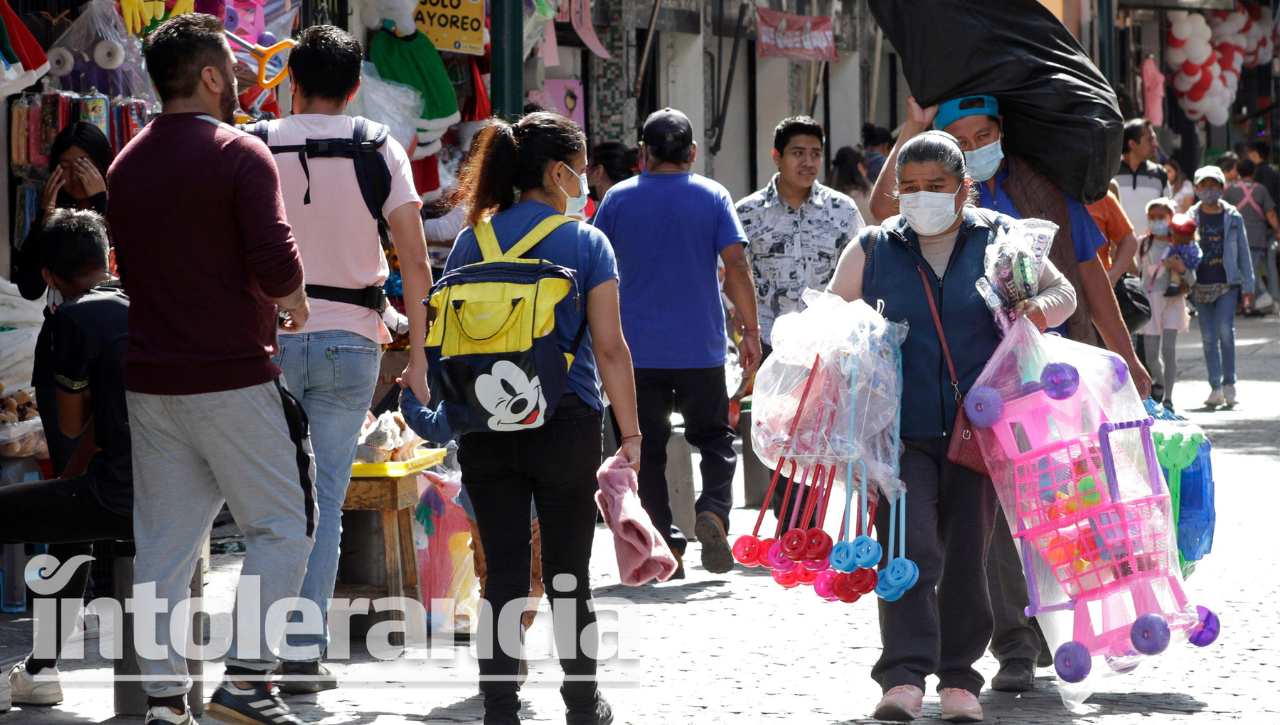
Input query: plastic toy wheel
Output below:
<box><xmin>1130</xmin><ymin>613</ymin><xmax>1171</xmax><ymax>655</ymax></box>
<box><xmin>801</xmin><ymin>555</ymin><xmax>830</xmax><ymax>572</ymax></box>
<box><xmin>772</xmin><ymin>568</ymin><xmax>799</xmax><ymax>588</ymax></box>
<box><xmin>224</xmin><ymin>6</ymin><xmax>240</xmax><ymax>31</ymax></box>
<box><xmin>94</xmin><ymin>40</ymin><xmax>125</xmax><ymax>70</ymax></box>
<box><xmin>813</xmin><ymin>569</ymin><xmax>838</xmax><ymax>599</ymax></box>
<box><xmin>850</xmin><ymin>567</ymin><xmax>878</xmax><ymax>594</ymax></box>
<box><xmin>767</xmin><ymin>540</ymin><xmax>797</xmax><ymax>572</ymax></box>
<box><xmin>884</xmin><ymin>559</ymin><xmax>919</xmax><ymax>591</ymax></box>
<box><xmin>804</xmin><ymin>529</ymin><xmax>833</xmax><ymax>559</ymax></box>
<box><xmin>756</xmin><ymin>538</ymin><xmax>777</xmax><ymax>568</ymax></box>
<box><xmin>48</xmin><ymin>47</ymin><xmax>75</xmax><ymax>78</ymax></box>
<box><xmin>1041</xmin><ymin>363</ymin><xmax>1080</xmax><ymax>400</ymax></box>
<box><xmin>1109</xmin><ymin>354</ymin><xmax>1129</xmax><ymax>392</ymax></box>
<box><xmin>965</xmin><ymin>385</ymin><xmax>1004</xmax><ymax>428</ymax></box>
<box><xmin>829</xmin><ymin>541</ymin><xmax>856</xmax><ymax>572</ymax></box>
<box><xmin>781</xmin><ymin>528</ymin><xmax>809</xmax><ymax>561</ymax></box>
<box><xmin>793</xmin><ymin>565</ymin><xmax>817</xmax><ymax>586</ymax></box>
<box><xmin>852</xmin><ymin>535</ymin><xmax>883</xmax><ymax>569</ymax></box>
<box><xmin>732</xmin><ymin>535</ymin><xmax>761</xmax><ymax>567</ymax></box>
<box><xmin>1189</xmin><ymin>606</ymin><xmax>1221</xmax><ymax>647</ymax></box>
<box><xmin>1054</xmin><ymin>641</ymin><xmax>1092</xmax><ymax>683</ymax></box>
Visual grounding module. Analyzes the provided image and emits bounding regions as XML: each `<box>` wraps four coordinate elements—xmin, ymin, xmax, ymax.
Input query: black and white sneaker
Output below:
<box><xmin>207</xmin><ymin>681</ymin><xmax>301</xmax><ymax>725</ymax></box>
<box><xmin>144</xmin><ymin>705</ymin><xmax>194</xmax><ymax>724</ymax></box>
<box><xmin>276</xmin><ymin>660</ymin><xmax>338</xmax><ymax>695</ymax></box>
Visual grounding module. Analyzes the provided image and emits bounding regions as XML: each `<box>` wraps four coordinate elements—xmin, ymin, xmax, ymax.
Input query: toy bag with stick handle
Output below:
<box><xmin>966</xmin><ymin>316</ymin><xmax>1218</xmax><ymax>710</ymax></box>
<box><xmin>738</xmin><ymin>291</ymin><xmax>908</xmax><ymax>601</ymax></box>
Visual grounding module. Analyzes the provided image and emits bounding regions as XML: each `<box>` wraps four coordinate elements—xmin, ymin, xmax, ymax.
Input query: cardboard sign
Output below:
<box><xmin>416</xmin><ymin>0</ymin><xmax>485</xmax><ymax>56</ymax></box>
<box><xmin>754</xmin><ymin>7</ymin><xmax>837</xmax><ymax>62</ymax></box>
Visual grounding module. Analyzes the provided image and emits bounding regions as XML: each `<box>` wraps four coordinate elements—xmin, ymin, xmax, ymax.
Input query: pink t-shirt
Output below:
<box><xmin>263</xmin><ymin>114</ymin><xmax>420</xmax><ymax>344</ymax></box>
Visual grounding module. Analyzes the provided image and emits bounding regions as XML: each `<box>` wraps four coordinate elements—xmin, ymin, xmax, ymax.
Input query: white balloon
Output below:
<box><xmin>1188</xmin><ymin>12</ymin><xmax>1207</xmax><ymax>28</ymax></box>
<box><xmin>1195</xmin><ymin>25</ymin><xmax>1215</xmax><ymax>44</ymax></box>
<box><xmin>1207</xmin><ymin>105</ymin><xmax>1230</xmax><ymax>127</ymax></box>
<box><xmin>1172</xmin><ymin>17</ymin><xmax>1193</xmax><ymax>40</ymax></box>
<box><xmin>1167</xmin><ymin>45</ymin><xmax>1189</xmax><ymax>68</ymax></box>
<box><xmin>1187</xmin><ymin>40</ymin><xmax>1214</xmax><ymax>64</ymax></box>
<box><xmin>1173</xmin><ymin>71</ymin><xmax>1197</xmax><ymax>92</ymax></box>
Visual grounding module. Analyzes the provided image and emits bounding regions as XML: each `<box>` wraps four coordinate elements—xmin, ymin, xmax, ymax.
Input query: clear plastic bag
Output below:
<box><xmin>974</xmin><ymin>217</ymin><xmax>1057</xmax><ymax>335</ymax></box>
<box><xmin>968</xmin><ymin>317</ymin><xmax>1210</xmax><ymax>709</ymax></box>
<box><xmin>0</xmin><ymin>419</ymin><xmax>48</xmax><ymax>459</ymax></box>
<box><xmin>749</xmin><ymin>290</ymin><xmax>907</xmax><ymax>498</ymax></box>
<box><xmin>47</xmin><ymin>0</ymin><xmax>157</xmax><ymax>109</ymax></box>
<box><xmin>414</xmin><ymin>449</ymin><xmax>480</xmax><ymax>634</ymax></box>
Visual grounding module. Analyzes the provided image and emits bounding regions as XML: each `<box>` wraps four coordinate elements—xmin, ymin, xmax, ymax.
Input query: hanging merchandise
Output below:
<box><xmin>46</xmin><ymin>0</ymin><xmax>157</xmax><ymax>108</ymax></box>
<box><xmin>363</xmin><ymin>0</ymin><xmax>417</xmax><ymax>37</ymax></box>
<box><xmin>10</xmin><ymin>97</ymin><xmax>29</xmax><ymax>166</ymax></box>
<box><xmin>1166</xmin><ymin>4</ymin><xmax>1275</xmax><ymax>127</ymax></box>
<box><xmin>966</xmin><ymin>317</ymin><xmax>1219</xmax><ymax>709</ymax></box>
<box><xmin>369</xmin><ymin>27</ymin><xmax>461</xmax><ymax>160</ymax></box>
<box><xmin>523</xmin><ymin>0</ymin><xmax>557</xmax><ymax>60</ymax></box>
<box><xmin>228</xmin><ymin>4</ymin><xmax>298</xmax><ymax>121</ymax></box>
<box><xmin>411</xmin><ymin>154</ymin><xmax>441</xmax><ymax>202</ymax></box>
<box><xmin>78</xmin><ymin>90</ymin><xmax>109</xmax><ymax>136</ymax></box>
<box><xmin>360</xmin><ymin>64</ymin><xmax>426</xmax><ymax>152</ymax></box>
<box><xmin>41</xmin><ymin>90</ymin><xmax>72</xmax><ymax>156</ymax></box>
<box><xmin>0</xmin><ymin>0</ymin><xmax>50</xmax><ymax>98</ymax></box>
<box><xmin>26</xmin><ymin>94</ymin><xmax>46</xmax><ymax>167</ymax></box>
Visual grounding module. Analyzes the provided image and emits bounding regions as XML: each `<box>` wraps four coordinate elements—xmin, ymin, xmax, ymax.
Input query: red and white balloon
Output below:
<box><xmin>1166</xmin><ymin>2</ymin><xmax>1275</xmax><ymax>127</ymax></box>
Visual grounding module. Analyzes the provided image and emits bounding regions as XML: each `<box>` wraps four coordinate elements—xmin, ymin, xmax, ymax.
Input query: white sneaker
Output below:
<box><xmin>7</xmin><ymin>662</ymin><xmax>63</xmax><ymax>706</ymax></box>
<box><xmin>1</xmin><ymin>671</ymin><xmax>11</xmax><ymax>712</ymax></box>
<box><xmin>1204</xmin><ymin>388</ymin><xmax>1226</xmax><ymax>407</ymax></box>
<box><xmin>1223</xmin><ymin>384</ymin><xmax>1237</xmax><ymax>406</ymax></box>
<box><xmin>144</xmin><ymin>705</ymin><xmax>194</xmax><ymax>724</ymax></box>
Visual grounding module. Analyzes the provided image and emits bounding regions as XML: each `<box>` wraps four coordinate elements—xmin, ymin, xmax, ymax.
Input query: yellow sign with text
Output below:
<box><xmin>416</xmin><ymin>0</ymin><xmax>485</xmax><ymax>56</ymax></box>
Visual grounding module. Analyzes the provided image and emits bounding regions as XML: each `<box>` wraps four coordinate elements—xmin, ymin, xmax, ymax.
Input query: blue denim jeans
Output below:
<box><xmin>1251</xmin><ymin>246</ymin><xmax>1280</xmax><ymax>304</ymax></box>
<box><xmin>274</xmin><ymin>330</ymin><xmax>382</xmax><ymax>657</ymax></box>
<box><xmin>1193</xmin><ymin>286</ymin><xmax>1239</xmax><ymax>390</ymax></box>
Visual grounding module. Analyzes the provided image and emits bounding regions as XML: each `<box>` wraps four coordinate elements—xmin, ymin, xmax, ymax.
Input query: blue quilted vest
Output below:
<box><xmin>860</xmin><ymin>208</ymin><xmax>1010</xmax><ymax>440</ymax></box>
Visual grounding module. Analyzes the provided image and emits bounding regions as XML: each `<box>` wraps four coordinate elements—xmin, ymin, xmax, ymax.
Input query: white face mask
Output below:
<box><xmin>558</xmin><ymin>169</ymin><xmax>590</xmax><ymax>217</ymax></box>
<box><xmin>899</xmin><ymin>186</ymin><xmax>963</xmax><ymax>236</ymax></box>
<box><xmin>46</xmin><ymin>286</ymin><xmax>64</xmax><ymax>313</ymax></box>
<box><xmin>964</xmin><ymin>139</ymin><xmax>1004</xmax><ymax>183</ymax></box>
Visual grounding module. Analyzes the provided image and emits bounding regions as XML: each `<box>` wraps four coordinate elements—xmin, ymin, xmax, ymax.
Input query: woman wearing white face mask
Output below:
<box><xmin>827</xmin><ymin>131</ymin><xmax>1076</xmax><ymax>723</ymax></box>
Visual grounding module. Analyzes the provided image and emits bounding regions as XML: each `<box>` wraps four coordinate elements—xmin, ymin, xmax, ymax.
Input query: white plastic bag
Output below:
<box><xmin>360</xmin><ymin>64</ymin><xmax>426</xmax><ymax>153</ymax></box>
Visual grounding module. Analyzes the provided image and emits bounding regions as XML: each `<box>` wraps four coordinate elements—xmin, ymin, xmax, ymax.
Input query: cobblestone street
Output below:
<box><xmin>2</xmin><ymin>314</ymin><xmax>1276</xmax><ymax>724</ymax></box>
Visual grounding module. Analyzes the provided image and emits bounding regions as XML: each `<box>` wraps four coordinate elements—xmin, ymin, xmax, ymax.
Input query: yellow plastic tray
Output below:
<box><xmin>351</xmin><ymin>447</ymin><xmax>447</xmax><ymax>478</ymax></box>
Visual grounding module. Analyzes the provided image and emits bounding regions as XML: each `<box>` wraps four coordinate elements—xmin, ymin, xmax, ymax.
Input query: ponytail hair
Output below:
<box><xmin>456</xmin><ymin>112</ymin><xmax>587</xmax><ymax>227</ymax></box>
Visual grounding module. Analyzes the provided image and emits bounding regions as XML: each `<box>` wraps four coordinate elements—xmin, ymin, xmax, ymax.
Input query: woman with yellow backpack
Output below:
<box><xmin>417</xmin><ymin>111</ymin><xmax>640</xmax><ymax>725</ymax></box>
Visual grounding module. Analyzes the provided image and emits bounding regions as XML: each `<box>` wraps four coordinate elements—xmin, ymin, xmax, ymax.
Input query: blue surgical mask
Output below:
<box><xmin>559</xmin><ymin>171</ymin><xmax>590</xmax><ymax>217</ymax></box>
<box><xmin>964</xmin><ymin>139</ymin><xmax>1004</xmax><ymax>182</ymax></box>
<box><xmin>1149</xmin><ymin>219</ymin><xmax>1170</xmax><ymax>237</ymax></box>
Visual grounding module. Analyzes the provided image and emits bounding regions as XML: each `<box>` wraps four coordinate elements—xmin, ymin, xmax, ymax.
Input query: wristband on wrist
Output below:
<box><xmin>621</xmin><ymin>434</ymin><xmax>643</xmax><ymax>441</ymax></box>
<box><xmin>743</xmin><ymin>327</ymin><xmax>760</xmax><ymax>336</ymax></box>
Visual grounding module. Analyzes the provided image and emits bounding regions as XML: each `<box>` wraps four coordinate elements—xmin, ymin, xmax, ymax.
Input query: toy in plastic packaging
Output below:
<box><xmin>736</xmin><ymin>290</ymin><xmax>910</xmax><ymax>602</ymax></box>
<box><xmin>414</xmin><ymin>452</ymin><xmax>480</xmax><ymax>634</ymax></box>
<box><xmin>974</xmin><ymin>218</ymin><xmax>1057</xmax><ymax>335</ymax></box>
<box><xmin>967</xmin><ymin>316</ymin><xmax>1219</xmax><ymax>709</ymax></box>
<box><xmin>46</xmin><ymin>0</ymin><xmax>157</xmax><ymax>108</ymax></box>
<box><xmin>1146</xmin><ymin>401</ymin><xmax>1215</xmax><ymax>579</ymax></box>
<box><xmin>360</xmin><ymin>63</ymin><xmax>426</xmax><ymax>153</ymax></box>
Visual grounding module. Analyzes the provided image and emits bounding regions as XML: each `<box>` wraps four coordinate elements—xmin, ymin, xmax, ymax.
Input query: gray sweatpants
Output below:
<box><xmin>128</xmin><ymin>380</ymin><xmax>317</xmax><ymax>698</ymax></box>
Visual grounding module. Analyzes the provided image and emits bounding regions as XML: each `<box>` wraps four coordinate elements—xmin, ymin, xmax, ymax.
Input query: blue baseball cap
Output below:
<box><xmin>935</xmin><ymin>95</ymin><xmax>1000</xmax><ymax>132</ymax></box>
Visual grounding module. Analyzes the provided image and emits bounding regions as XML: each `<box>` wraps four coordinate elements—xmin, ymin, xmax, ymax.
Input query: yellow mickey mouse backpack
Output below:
<box><xmin>424</xmin><ymin>214</ymin><xmax>584</xmax><ymax>433</ymax></box>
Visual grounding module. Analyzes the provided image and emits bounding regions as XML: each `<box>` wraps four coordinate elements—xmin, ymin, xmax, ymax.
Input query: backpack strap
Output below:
<box><xmin>1236</xmin><ymin>181</ymin><xmax>1265</xmax><ymax>218</ymax></box>
<box><xmin>474</xmin><ymin>215</ymin><xmax>577</xmax><ymax>262</ymax></box>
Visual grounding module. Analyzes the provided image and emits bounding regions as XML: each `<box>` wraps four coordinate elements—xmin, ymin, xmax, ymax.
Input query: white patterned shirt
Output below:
<box><xmin>736</xmin><ymin>175</ymin><xmax>865</xmax><ymax>345</ymax></box>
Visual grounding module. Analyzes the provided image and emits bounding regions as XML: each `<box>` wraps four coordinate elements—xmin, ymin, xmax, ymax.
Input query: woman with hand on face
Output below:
<box><xmin>827</xmin><ymin>131</ymin><xmax>1077</xmax><ymax>723</ymax></box>
<box><xmin>13</xmin><ymin>123</ymin><xmax>116</xmax><ymax>477</ymax></box>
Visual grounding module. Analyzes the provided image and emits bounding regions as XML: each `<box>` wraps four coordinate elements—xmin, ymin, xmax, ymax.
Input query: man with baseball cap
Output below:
<box><xmin>593</xmin><ymin>108</ymin><xmax>761</xmax><ymax>578</ymax></box>
<box><xmin>1189</xmin><ymin>164</ymin><xmax>1253</xmax><ymax>407</ymax></box>
<box><xmin>869</xmin><ymin>93</ymin><xmax>1153</xmax><ymax>694</ymax></box>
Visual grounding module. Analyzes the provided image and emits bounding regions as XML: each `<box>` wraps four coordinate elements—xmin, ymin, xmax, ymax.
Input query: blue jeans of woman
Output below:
<box><xmin>1193</xmin><ymin>286</ymin><xmax>1239</xmax><ymax>390</ymax></box>
<box><xmin>275</xmin><ymin>330</ymin><xmax>382</xmax><ymax>657</ymax></box>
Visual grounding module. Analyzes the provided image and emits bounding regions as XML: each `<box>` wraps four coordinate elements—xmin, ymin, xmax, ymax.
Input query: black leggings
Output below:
<box><xmin>458</xmin><ymin>396</ymin><xmax>602</xmax><ymax>703</ymax></box>
<box><xmin>0</xmin><ymin>475</ymin><xmax>132</xmax><ymax>671</ymax></box>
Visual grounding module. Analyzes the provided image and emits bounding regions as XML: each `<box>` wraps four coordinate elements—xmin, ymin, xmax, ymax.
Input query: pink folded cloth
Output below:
<box><xmin>596</xmin><ymin>456</ymin><xmax>678</xmax><ymax>586</ymax></box>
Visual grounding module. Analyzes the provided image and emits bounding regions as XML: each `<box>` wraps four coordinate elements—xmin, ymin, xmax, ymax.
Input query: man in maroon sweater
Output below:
<box><xmin>106</xmin><ymin>14</ymin><xmax>314</xmax><ymax>725</ymax></box>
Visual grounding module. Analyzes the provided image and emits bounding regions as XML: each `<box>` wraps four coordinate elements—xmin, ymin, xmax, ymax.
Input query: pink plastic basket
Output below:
<box><xmin>1021</xmin><ymin>494</ymin><xmax>1172</xmax><ymax>599</ymax></box>
<box><xmin>1010</xmin><ymin>434</ymin><xmax>1112</xmax><ymax>532</ymax></box>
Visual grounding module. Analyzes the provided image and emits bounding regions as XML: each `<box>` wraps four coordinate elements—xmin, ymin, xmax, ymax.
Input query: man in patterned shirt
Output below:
<box><xmin>736</xmin><ymin>115</ymin><xmax>864</xmax><ymax>521</ymax></box>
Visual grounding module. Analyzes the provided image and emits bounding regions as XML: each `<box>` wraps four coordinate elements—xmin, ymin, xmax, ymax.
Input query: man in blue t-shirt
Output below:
<box><xmin>593</xmin><ymin>108</ymin><xmax>761</xmax><ymax>578</ymax></box>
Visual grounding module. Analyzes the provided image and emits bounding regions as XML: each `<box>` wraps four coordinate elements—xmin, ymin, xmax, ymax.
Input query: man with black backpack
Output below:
<box><xmin>248</xmin><ymin>24</ymin><xmax>432</xmax><ymax>694</ymax></box>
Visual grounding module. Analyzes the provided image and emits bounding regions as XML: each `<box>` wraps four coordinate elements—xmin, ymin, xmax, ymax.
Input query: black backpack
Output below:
<box><xmin>245</xmin><ymin>116</ymin><xmax>394</xmax><ymax>249</ymax></box>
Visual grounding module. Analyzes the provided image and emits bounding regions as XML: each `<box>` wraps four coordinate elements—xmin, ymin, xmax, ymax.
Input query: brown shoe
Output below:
<box><xmin>670</xmin><ymin>549</ymin><xmax>686</xmax><ymax>580</ymax></box>
<box><xmin>695</xmin><ymin>512</ymin><xmax>734</xmax><ymax>574</ymax></box>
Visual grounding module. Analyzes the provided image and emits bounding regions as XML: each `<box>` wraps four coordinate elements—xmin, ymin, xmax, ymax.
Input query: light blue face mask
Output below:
<box><xmin>1149</xmin><ymin>219</ymin><xmax>1170</xmax><ymax>237</ymax></box>
<box><xmin>559</xmin><ymin>171</ymin><xmax>591</xmax><ymax>217</ymax></box>
<box><xmin>964</xmin><ymin>139</ymin><xmax>1004</xmax><ymax>183</ymax></box>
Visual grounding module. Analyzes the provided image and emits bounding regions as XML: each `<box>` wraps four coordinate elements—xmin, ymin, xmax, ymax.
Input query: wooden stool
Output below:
<box><xmin>335</xmin><ymin>473</ymin><xmax>419</xmax><ymax>617</ymax></box>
